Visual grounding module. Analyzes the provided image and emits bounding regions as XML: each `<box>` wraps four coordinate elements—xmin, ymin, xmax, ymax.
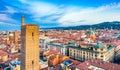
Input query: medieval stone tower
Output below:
<box><xmin>20</xmin><ymin>16</ymin><xmax>40</xmax><ymax>70</ymax></box>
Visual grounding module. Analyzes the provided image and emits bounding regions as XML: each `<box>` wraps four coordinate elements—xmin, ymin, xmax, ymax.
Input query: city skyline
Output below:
<box><xmin>0</xmin><ymin>16</ymin><xmax>120</xmax><ymax>70</ymax></box>
<box><xmin>0</xmin><ymin>0</ymin><xmax>120</xmax><ymax>31</ymax></box>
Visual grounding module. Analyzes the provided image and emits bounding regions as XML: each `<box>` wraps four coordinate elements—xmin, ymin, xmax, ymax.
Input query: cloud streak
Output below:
<box><xmin>26</xmin><ymin>2</ymin><xmax>65</xmax><ymax>23</ymax></box>
<box><xmin>0</xmin><ymin>14</ymin><xmax>17</xmax><ymax>22</ymax></box>
<box><xmin>0</xmin><ymin>22</ymin><xmax>20</xmax><ymax>26</ymax></box>
<box><xmin>20</xmin><ymin>1</ymin><xmax>120</xmax><ymax>26</ymax></box>
<box><xmin>1</xmin><ymin>0</ymin><xmax>120</xmax><ymax>28</ymax></box>
<box><xmin>0</xmin><ymin>6</ymin><xmax>18</xmax><ymax>14</ymax></box>
<box><xmin>58</xmin><ymin>3</ymin><xmax>120</xmax><ymax>26</ymax></box>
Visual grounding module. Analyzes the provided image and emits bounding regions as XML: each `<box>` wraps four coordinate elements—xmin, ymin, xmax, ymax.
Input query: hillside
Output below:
<box><xmin>42</xmin><ymin>21</ymin><xmax>120</xmax><ymax>30</ymax></box>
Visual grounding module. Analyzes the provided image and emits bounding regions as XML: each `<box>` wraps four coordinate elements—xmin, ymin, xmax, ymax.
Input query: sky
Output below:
<box><xmin>0</xmin><ymin>0</ymin><xmax>120</xmax><ymax>31</ymax></box>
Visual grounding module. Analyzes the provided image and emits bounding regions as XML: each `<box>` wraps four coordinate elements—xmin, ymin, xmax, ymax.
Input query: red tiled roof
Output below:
<box><xmin>76</xmin><ymin>58</ymin><xmax>120</xmax><ymax>70</ymax></box>
<box><xmin>23</xmin><ymin>24</ymin><xmax>38</xmax><ymax>26</ymax></box>
<box><xmin>68</xmin><ymin>59</ymin><xmax>82</xmax><ymax>69</ymax></box>
<box><xmin>0</xmin><ymin>50</ymin><xmax>8</xmax><ymax>56</ymax></box>
<box><xmin>44</xmin><ymin>50</ymin><xmax>59</xmax><ymax>55</ymax></box>
<box><xmin>40</xmin><ymin>67</ymin><xmax>48</xmax><ymax>70</ymax></box>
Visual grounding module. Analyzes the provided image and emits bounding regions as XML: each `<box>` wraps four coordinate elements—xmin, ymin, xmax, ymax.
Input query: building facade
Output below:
<box><xmin>47</xmin><ymin>42</ymin><xmax>70</xmax><ymax>55</ymax></box>
<box><xmin>69</xmin><ymin>42</ymin><xmax>114</xmax><ymax>62</ymax></box>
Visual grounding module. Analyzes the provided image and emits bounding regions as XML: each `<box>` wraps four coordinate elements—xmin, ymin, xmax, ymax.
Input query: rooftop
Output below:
<box><xmin>10</xmin><ymin>60</ymin><xmax>21</xmax><ymax>66</ymax></box>
<box><xmin>87</xmin><ymin>30</ymin><xmax>95</xmax><ymax>34</ymax></box>
<box><xmin>25</xmin><ymin>24</ymin><xmax>37</xmax><ymax>26</ymax></box>
<box><xmin>0</xmin><ymin>50</ymin><xmax>8</xmax><ymax>56</ymax></box>
<box><xmin>94</xmin><ymin>41</ymin><xmax>106</xmax><ymax>48</ymax></box>
<box><xmin>76</xmin><ymin>58</ymin><xmax>120</xmax><ymax>70</ymax></box>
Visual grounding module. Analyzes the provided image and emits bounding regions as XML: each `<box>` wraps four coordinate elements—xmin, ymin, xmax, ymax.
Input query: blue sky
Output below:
<box><xmin>0</xmin><ymin>0</ymin><xmax>120</xmax><ymax>31</ymax></box>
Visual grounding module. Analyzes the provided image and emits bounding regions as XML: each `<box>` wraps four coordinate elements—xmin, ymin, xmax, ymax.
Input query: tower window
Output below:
<box><xmin>32</xmin><ymin>32</ymin><xmax>34</xmax><ymax>37</ymax></box>
<box><xmin>32</xmin><ymin>60</ymin><xmax>34</xmax><ymax>65</ymax></box>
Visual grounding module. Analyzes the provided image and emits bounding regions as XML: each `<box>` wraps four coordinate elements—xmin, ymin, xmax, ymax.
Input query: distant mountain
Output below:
<box><xmin>42</xmin><ymin>21</ymin><xmax>120</xmax><ymax>30</ymax></box>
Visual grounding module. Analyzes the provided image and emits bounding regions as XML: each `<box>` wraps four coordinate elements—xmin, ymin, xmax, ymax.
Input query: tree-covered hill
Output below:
<box><xmin>42</xmin><ymin>21</ymin><xmax>120</xmax><ymax>30</ymax></box>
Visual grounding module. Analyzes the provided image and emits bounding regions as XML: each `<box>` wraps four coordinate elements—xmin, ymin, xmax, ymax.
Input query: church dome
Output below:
<box><xmin>9</xmin><ymin>33</ymin><xmax>13</xmax><ymax>36</ymax></box>
<box><xmin>94</xmin><ymin>41</ymin><xmax>106</xmax><ymax>48</ymax></box>
<box><xmin>86</xmin><ymin>30</ymin><xmax>95</xmax><ymax>35</ymax></box>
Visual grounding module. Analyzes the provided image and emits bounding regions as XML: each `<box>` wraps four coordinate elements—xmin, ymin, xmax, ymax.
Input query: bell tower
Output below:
<box><xmin>20</xmin><ymin>16</ymin><xmax>40</xmax><ymax>70</ymax></box>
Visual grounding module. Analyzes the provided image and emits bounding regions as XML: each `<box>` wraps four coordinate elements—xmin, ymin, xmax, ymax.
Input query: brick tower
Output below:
<box><xmin>20</xmin><ymin>16</ymin><xmax>40</xmax><ymax>70</ymax></box>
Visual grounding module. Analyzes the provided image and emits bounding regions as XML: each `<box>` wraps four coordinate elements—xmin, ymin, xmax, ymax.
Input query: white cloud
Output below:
<box><xmin>98</xmin><ymin>2</ymin><xmax>120</xmax><ymax>10</ymax></box>
<box><xmin>25</xmin><ymin>1</ymin><xmax>83</xmax><ymax>24</ymax></box>
<box><xmin>0</xmin><ymin>22</ymin><xmax>20</xmax><ymax>26</ymax></box>
<box><xmin>34</xmin><ymin>15</ymin><xmax>61</xmax><ymax>23</ymax></box>
<box><xmin>19</xmin><ymin>0</ymin><xmax>26</xmax><ymax>3</ymax></box>
<box><xmin>28</xmin><ymin>2</ymin><xmax>63</xmax><ymax>17</ymax></box>
<box><xmin>18</xmin><ymin>0</ymin><xmax>120</xmax><ymax>26</ymax></box>
<box><xmin>0</xmin><ymin>14</ymin><xmax>19</xmax><ymax>27</ymax></box>
<box><xmin>0</xmin><ymin>14</ymin><xmax>17</xmax><ymax>22</ymax></box>
<box><xmin>1</xmin><ymin>6</ymin><xmax>17</xmax><ymax>14</ymax></box>
<box><xmin>58</xmin><ymin>3</ymin><xmax>120</xmax><ymax>26</ymax></box>
<box><xmin>19</xmin><ymin>1</ymin><xmax>65</xmax><ymax>23</ymax></box>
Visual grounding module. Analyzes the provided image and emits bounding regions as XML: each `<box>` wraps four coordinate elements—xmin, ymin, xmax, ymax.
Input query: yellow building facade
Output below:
<box><xmin>69</xmin><ymin>42</ymin><xmax>114</xmax><ymax>62</ymax></box>
<box><xmin>0</xmin><ymin>51</ymin><xmax>8</xmax><ymax>63</ymax></box>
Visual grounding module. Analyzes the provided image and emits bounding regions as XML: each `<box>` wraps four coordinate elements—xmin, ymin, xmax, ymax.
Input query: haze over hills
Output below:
<box><xmin>42</xmin><ymin>21</ymin><xmax>120</xmax><ymax>30</ymax></box>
